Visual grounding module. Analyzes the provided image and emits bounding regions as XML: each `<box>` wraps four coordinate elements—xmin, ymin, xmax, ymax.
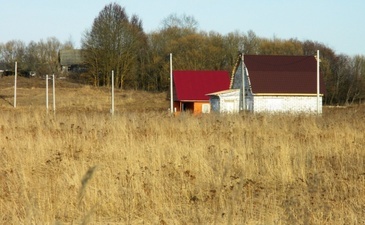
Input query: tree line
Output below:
<box><xmin>0</xmin><ymin>37</ymin><xmax>73</xmax><ymax>77</ymax></box>
<box><xmin>1</xmin><ymin>3</ymin><xmax>365</xmax><ymax>105</ymax></box>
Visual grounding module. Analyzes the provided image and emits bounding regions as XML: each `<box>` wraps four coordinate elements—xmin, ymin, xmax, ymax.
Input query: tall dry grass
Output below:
<box><xmin>1</xmin><ymin>77</ymin><xmax>365</xmax><ymax>224</ymax></box>
<box><xmin>1</xmin><ymin>107</ymin><xmax>365</xmax><ymax>224</ymax></box>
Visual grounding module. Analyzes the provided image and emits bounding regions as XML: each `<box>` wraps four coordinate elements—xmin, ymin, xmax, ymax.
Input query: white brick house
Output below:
<box><xmin>253</xmin><ymin>95</ymin><xmax>321</xmax><ymax>113</ymax></box>
<box><xmin>208</xmin><ymin>54</ymin><xmax>326</xmax><ymax>114</ymax></box>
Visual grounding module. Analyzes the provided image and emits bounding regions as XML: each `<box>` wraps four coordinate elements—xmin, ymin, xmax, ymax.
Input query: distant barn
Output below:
<box><xmin>208</xmin><ymin>54</ymin><xmax>326</xmax><ymax>113</ymax></box>
<box><xmin>172</xmin><ymin>70</ymin><xmax>230</xmax><ymax>114</ymax></box>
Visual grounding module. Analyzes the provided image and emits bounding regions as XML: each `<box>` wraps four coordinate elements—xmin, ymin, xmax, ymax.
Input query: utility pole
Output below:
<box><xmin>111</xmin><ymin>70</ymin><xmax>115</xmax><ymax>115</ymax></box>
<box><xmin>14</xmin><ymin>62</ymin><xmax>17</xmax><ymax>108</ymax></box>
<box><xmin>316</xmin><ymin>50</ymin><xmax>320</xmax><ymax>114</ymax></box>
<box><xmin>52</xmin><ymin>74</ymin><xmax>56</xmax><ymax>112</ymax></box>
<box><xmin>46</xmin><ymin>75</ymin><xmax>49</xmax><ymax>111</ymax></box>
<box><xmin>170</xmin><ymin>53</ymin><xmax>173</xmax><ymax>114</ymax></box>
<box><xmin>241</xmin><ymin>53</ymin><xmax>246</xmax><ymax>111</ymax></box>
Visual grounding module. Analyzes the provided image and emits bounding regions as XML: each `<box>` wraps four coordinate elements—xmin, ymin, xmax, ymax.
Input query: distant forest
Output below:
<box><xmin>1</xmin><ymin>3</ymin><xmax>364</xmax><ymax>105</ymax></box>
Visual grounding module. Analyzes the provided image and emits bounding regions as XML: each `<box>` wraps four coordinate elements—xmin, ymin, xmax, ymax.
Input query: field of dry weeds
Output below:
<box><xmin>1</xmin><ymin>76</ymin><xmax>365</xmax><ymax>224</ymax></box>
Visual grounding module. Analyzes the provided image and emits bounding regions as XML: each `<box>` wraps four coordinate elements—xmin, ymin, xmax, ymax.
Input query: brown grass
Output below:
<box><xmin>1</xmin><ymin>76</ymin><xmax>365</xmax><ymax>224</ymax></box>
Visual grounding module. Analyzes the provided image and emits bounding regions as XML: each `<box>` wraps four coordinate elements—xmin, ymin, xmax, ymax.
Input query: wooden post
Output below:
<box><xmin>241</xmin><ymin>53</ymin><xmax>246</xmax><ymax>111</ymax></box>
<box><xmin>52</xmin><ymin>74</ymin><xmax>56</xmax><ymax>112</ymax></box>
<box><xmin>14</xmin><ymin>62</ymin><xmax>17</xmax><ymax>108</ymax></box>
<box><xmin>170</xmin><ymin>53</ymin><xmax>173</xmax><ymax>114</ymax></box>
<box><xmin>46</xmin><ymin>74</ymin><xmax>49</xmax><ymax>111</ymax></box>
<box><xmin>111</xmin><ymin>70</ymin><xmax>115</xmax><ymax>115</ymax></box>
<box><xmin>317</xmin><ymin>50</ymin><xmax>320</xmax><ymax>114</ymax></box>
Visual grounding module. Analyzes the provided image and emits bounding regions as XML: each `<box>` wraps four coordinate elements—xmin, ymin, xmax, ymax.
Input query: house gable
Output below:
<box><xmin>231</xmin><ymin>54</ymin><xmax>326</xmax><ymax>95</ymax></box>
<box><xmin>208</xmin><ymin>53</ymin><xmax>327</xmax><ymax>114</ymax></box>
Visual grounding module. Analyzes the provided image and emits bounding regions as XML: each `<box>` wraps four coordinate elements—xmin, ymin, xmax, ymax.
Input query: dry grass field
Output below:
<box><xmin>1</xmin><ymin>76</ymin><xmax>365</xmax><ymax>224</ymax></box>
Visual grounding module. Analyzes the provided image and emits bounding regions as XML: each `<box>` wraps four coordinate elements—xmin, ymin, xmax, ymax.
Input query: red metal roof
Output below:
<box><xmin>244</xmin><ymin>55</ymin><xmax>326</xmax><ymax>94</ymax></box>
<box><xmin>173</xmin><ymin>71</ymin><xmax>230</xmax><ymax>101</ymax></box>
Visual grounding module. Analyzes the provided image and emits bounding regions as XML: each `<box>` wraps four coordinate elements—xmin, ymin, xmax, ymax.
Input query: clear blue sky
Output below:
<box><xmin>1</xmin><ymin>0</ymin><xmax>364</xmax><ymax>56</ymax></box>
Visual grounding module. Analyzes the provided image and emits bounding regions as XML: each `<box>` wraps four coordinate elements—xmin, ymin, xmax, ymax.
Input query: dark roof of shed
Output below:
<box><xmin>243</xmin><ymin>55</ymin><xmax>326</xmax><ymax>94</ymax></box>
<box><xmin>173</xmin><ymin>70</ymin><xmax>230</xmax><ymax>101</ymax></box>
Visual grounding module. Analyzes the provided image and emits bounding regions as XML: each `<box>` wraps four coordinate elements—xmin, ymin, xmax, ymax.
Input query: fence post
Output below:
<box><xmin>52</xmin><ymin>74</ymin><xmax>56</xmax><ymax>112</ymax></box>
<box><xmin>14</xmin><ymin>62</ymin><xmax>17</xmax><ymax>108</ymax></box>
<box><xmin>46</xmin><ymin>74</ymin><xmax>49</xmax><ymax>111</ymax></box>
<box><xmin>111</xmin><ymin>70</ymin><xmax>115</xmax><ymax>115</ymax></box>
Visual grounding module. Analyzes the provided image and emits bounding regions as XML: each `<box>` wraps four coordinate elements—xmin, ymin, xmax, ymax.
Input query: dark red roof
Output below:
<box><xmin>173</xmin><ymin>71</ymin><xmax>230</xmax><ymax>101</ymax></box>
<box><xmin>244</xmin><ymin>55</ymin><xmax>326</xmax><ymax>94</ymax></box>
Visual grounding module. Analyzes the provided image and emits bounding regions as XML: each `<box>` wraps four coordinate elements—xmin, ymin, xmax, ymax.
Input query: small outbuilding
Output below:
<box><xmin>207</xmin><ymin>89</ymin><xmax>240</xmax><ymax>113</ymax></box>
<box><xmin>173</xmin><ymin>70</ymin><xmax>230</xmax><ymax>114</ymax></box>
<box><xmin>59</xmin><ymin>49</ymin><xmax>85</xmax><ymax>73</ymax></box>
<box><xmin>208</xmin><ymin>54</ymin><xmax>326</xmax><ymax>114</ymax></box>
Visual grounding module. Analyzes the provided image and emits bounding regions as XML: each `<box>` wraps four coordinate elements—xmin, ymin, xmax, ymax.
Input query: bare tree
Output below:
<box><xmin>345</xmin><ymin>55</ymin><xmax>365</xmax><ymax>104</ymax></box>
<box><xmin>0</xmin><ymin>40</ymin><xmax>26</xmax><ymax>72</ymax></box>
<box><xmin>161</xmin><ymin>14</ymin><xmax>199</xmax><ymax>31</ymax></box>
<box><xmin>82</xmin><ymin>3</ymin><xmax>147</xmax><ymax>88</ymax></box>
<box><xmin>28</xmin><ymin>37</ymin><xmax>62</xmax><ymax>76</ymax></box>
<box><xmin>243</xmin><ymin>30</ymin><xmax>260</xmax><ymax>54</ymax></box>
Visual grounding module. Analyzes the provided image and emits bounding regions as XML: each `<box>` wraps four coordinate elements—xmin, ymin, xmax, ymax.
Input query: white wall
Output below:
<box><xmin>210</xmin><ymin>90</ymin><xmax>240</xmax><ymax>113</ymax></box>
<box><xmin>221</xmin><ymin>98</ymin><xmax>239</xmax><ymax>113</ymax></box>
<box><xmin>253</xmin><ymin>96</ymin><xmax>322</xmax><ymax>113</ymax></box>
